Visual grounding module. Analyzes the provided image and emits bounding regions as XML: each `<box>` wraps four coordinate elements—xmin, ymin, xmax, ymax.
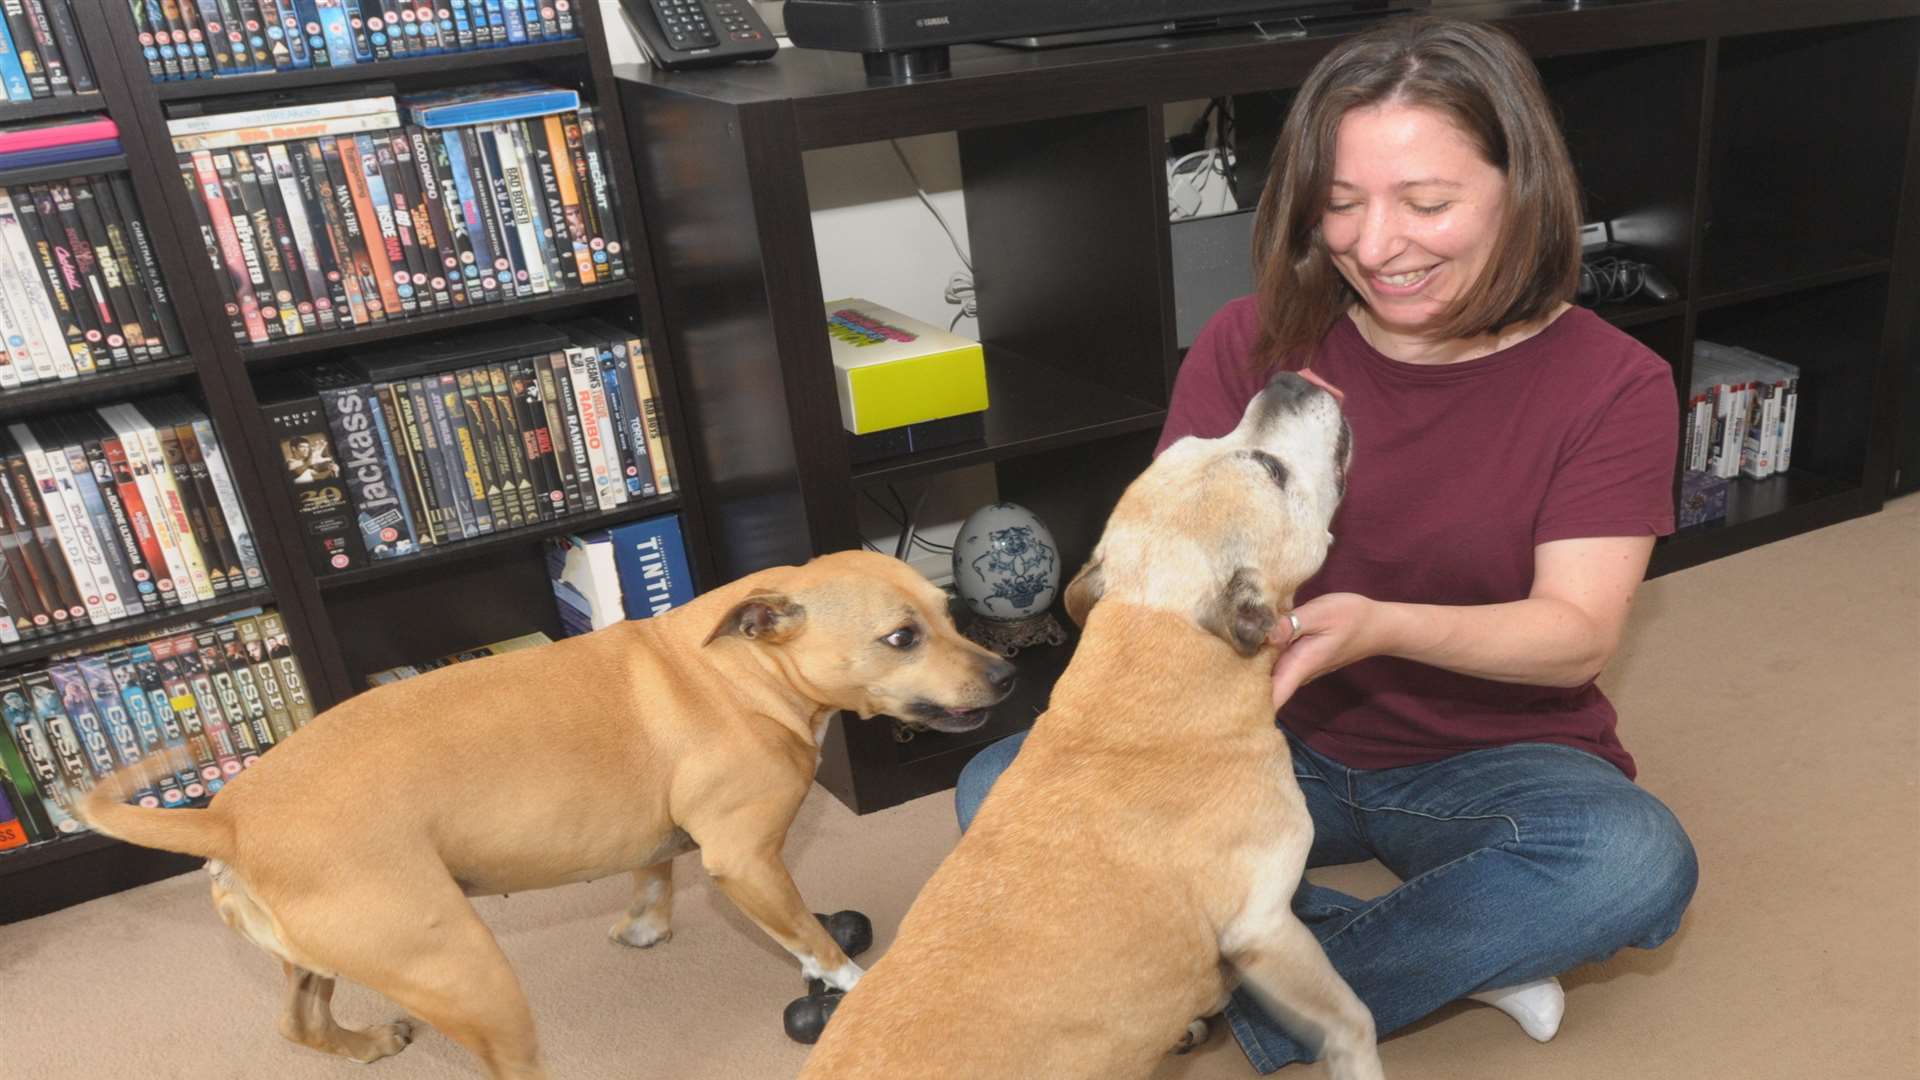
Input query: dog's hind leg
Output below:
<box><xmin>1228</xmin><ymin>916</ymin><xmax>1384</xmax><ymax>1080</ymax></box>
<box><xmin>308</xmin><ymin>888</ymin><xmax>549</xmax><ymax>1080</ymax></box>
<box><xmin>610</xmin><ymin>861</ymin><xmax>674</xmax><ymax>948</ymax></box>
<box><xmin>278</xmin><ymin>962</ymin><xmax>413</xmax><ymax>1063</ymax></box>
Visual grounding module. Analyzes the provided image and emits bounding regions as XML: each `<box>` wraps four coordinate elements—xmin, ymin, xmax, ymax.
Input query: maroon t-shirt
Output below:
<box><xmin>1159</xmin><ymin>298</ymin><xmax>1677</xmax><ymax>777</ymax></box>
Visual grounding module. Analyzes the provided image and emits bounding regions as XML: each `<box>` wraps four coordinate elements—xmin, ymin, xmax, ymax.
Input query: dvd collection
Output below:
<box><xmin>127</xmin><ymin>0</ymin><xmax>579</xmax><ymax>83</ymax></box>
<box><xmin>0</xmin><ymin>0</ymin><xmax>94</xmax><ymax>102</ymax></box>
<box><xmin>0</xmin><ymin>606</ymin><xmax>315</xmax><ymax>850</ymax></box>
<box><xmin>260</xmin><ymin>318</ymin><xmax>673</xmax><ymax>575</ymax></box>
<box><xmin>0</xmin><ymin>168</ymin><xmax>187</xmax><ymax>388</ymax></box>
<box><xmin>1686</xmin><ymin>339</ymin><xmax>1800</xmax><ymax>482</ymax></box>
<box><xmin>171</xmin><ymin>82</ymin><xmax>626</xmax><ymax>346</ymax></box>
<box><xmin>0</xmin><ymin>396</ymin><xmax>265</xmax><ymax>643</ymax></box>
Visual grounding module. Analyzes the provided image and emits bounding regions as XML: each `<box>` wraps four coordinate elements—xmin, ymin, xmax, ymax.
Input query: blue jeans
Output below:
<box><xmin>954</xmin><ymin>729</ymin><xmax>1698</xmax><ymax>1074</ymax></box>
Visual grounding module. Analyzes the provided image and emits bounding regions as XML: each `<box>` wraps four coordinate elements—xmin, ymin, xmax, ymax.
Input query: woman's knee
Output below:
<box><xmin>1558</xmin><ymin>785</ymin><xmax>1699</xmax><ymax>949</ymax></box>
<box><xmin>954</xmin><ymin>731</ymin><xmax>1028</xmax><ymax>833</ymax></box>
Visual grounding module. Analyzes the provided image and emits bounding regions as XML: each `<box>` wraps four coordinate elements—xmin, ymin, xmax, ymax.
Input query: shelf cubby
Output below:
<box><xmin>1699</xmin><ymin>17</ymin><xmax>1919</xmax><ymax>297</ymax></box>
<box><xmin>850</xmin><ymin>348</ymin><xmax>1164</xmax><ymax>486</ymax></box>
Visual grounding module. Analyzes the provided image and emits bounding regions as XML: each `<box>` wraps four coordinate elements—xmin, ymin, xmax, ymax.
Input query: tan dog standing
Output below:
<box><xmin>80</xmin><ymin>550</ymin><xmax>1015</xmax><ymax>1080</ymax></box>
<box><xmin>800</xmin><ymin>372</ymin><xmax>1383</xmax><ymax>1080</ymax></box>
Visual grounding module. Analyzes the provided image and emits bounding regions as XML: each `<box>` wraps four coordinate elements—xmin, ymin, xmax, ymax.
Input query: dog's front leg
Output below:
<box><xmin>1228</xmin><ymin>914</ymin><xmax>1384</xmax><ymax>1080</ymax></box>
<box><xmin>701</xmin><ymin>840</ymin><xmax>861</xmax><ymax>990</ymax></box>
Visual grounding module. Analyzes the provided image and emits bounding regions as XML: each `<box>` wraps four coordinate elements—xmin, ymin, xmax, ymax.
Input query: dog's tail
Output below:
<box><xmin>76</xmin><ymin>759</ymin><xmax>234</xmax><ymax>861</ymax></box>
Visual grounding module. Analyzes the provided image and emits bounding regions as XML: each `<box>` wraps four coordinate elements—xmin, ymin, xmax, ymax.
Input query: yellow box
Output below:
<box><xmin>826</xmin><ymin>299</ymin><xmax>988</xmax><ymax>435</ymax></box>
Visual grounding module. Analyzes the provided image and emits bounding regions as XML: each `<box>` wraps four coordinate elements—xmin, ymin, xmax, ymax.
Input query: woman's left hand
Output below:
<box><xmin>1271</xmin><ymin>592</ymin><xmax>1386</xmax><ymax>709</ymax></box>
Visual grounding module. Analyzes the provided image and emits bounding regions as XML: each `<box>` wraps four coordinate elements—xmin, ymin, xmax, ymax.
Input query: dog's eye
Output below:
<box><xmin>1247</xmin><ymin>450</ymin><xmax>1289</xmax><ymax>488</ymax></box>
<box><xmin>883</xmin><ymin>626</ymin><xmax>920</xmax><ymax>649</ymax></box>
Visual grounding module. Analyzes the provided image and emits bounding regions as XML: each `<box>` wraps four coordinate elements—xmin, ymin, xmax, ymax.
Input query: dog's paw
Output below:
<box><xmin>609</xmin><ymin>919</ymin><xmax>673</xmax><ymax>949</ymax></box>
<box><xmin>348</xmin><ymin>1020</ymin><xmax>413</xmax><ymax>1064</ymax></box>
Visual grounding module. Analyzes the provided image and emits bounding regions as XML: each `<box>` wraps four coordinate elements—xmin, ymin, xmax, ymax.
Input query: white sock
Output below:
<box><xmin>1467</xmin><ymin>976</ymin><xmax>1564</xmax><ymax>1042</ymax></box>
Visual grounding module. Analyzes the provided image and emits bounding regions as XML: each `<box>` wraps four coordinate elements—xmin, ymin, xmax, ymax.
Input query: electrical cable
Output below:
<box><xmin>890</xmin><ymin>139</ymin><xmax>977</xmax><ymax>329</ymax></box>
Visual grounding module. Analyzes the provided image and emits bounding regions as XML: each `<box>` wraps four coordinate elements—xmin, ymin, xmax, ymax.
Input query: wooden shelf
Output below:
<box><xmin>317</xmin><ymin>492</ymin><xmax>682</xmax><ymax>590</ymax></box>
<box><xmin>1696</xmin><ymin>258</ymin><xmax>1892</xmax><ymax>313</ymax></box>
<box><xmin>151</xmin><ymin>41</ymin><xmax>591</xmax><ymax>102</ymax></box>
<box><xmin>239</xmin><ymin>280</ymin><xmax>638</xmax><ymax>363</ymax></box>
<box><xmin>0</xmin><ymin>91</ymin><xmax>108</xmax><ymax>123</ymax></box>
<box><xmin>1651</xmin><ymin>470</ymin><xmax>1870</xmax><ymax>576</ymax></box>
<box><xmin>0</xmin><ymin>152</ymin><xmax>126</xmax><ymax>187</ymax></box>
<box><xmin>851</xmin><ymin>348</ymin><xmax>1165</xmax><ymax>485</ymax></box>
<box><xmin>0</xmin><ymin>358</ymin><xmax>197</xmax><ymax>421</ymax></box>
<box><xmin>0</xmin><ymin>831</ymin><xmax>118</xmax><ymax>876</ymax></box>
<box><xmin>1596</xmin><ymin>300</ymin><xmax>1687</xmax><ymax>329</ymax></box>
<box><xmin>0</xmin><ymin>587</ymin><xmax>275</xmax><ymax>670</ymax></box>
<box><xmin>0</xmin><ymin>831</ymin><xmax>199</xmax><ymax>922</ymax></box>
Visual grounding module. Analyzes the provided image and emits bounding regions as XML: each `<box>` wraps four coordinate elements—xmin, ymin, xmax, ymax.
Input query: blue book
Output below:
<box><xmin>0</xmin><ymin>139</ymin><xmax>125</xmax><ymax>169</ymax></box>
<box><xmin>519</xmin><ymin>0</ymin><xmax>542</xmax><ymax>41</ymax></box>
<box><xmin>611</xmin><ymin>514</ymin><xmax>694</xmax><ymax>620</ymax></box>
<box><xmin>416</xmin><ymin>1</ymin><xmax>445</xmax><ymax>53</ymax></box>
<box><xmin>0</xmin><ymin>21</ymin><xmax>29</xmax><ymax>102</ymax></box>
<box><xmin>499</xmin><ymin>0</ymin><xmax>526</xmax><ymax>44</ymax></box>
<box><xmin>479</xmin><ymin>0</ymin><xmax>506</xmax><ymax>46</ymax></box>
<box><xmin>278</xmin><ymin>0</ymin><xmax>312</xmax><ymax>67</ymax></box>
<box><xmin>448</xmin><ymin>0</ymin><xmax>473</xmax><ymax>49</ymax></box>
<box><xmin>406</xmin><ymin>86</ymin><xmax>579</xmax><ymax>128</ymax></box>
<box><xmin>440</xmin><ymin>129</ymin><xmax>497</xmax><ymax>298</ymax></box>
<box><xmin>314</xmin><ymin>0</ymin><xmax>358</xmax><ymax>65</ymax></box>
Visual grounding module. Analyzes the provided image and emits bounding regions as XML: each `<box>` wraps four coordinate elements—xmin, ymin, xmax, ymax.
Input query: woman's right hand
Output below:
<box><xmin>1271</xmin><ymin>592</ymin><xmax>1383</xmax><ymax>709</ymax></box>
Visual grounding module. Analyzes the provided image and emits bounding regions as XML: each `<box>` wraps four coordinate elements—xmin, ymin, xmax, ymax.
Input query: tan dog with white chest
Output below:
<box><xmin>80</xmin><ymin>550</ymin><xmax>1014</xmax><ymax>1080</ymax></box>
<box><xmin>800</xmin><ymin>372</ymin><xmax>1383</xmax><ymax>1080</ymax></box>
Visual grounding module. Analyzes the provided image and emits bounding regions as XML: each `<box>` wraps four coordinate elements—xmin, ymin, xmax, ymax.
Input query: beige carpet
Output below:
<box><xmin>4</xmin><ymin>497</ymin><xmax>1916</xmax><ymax>1080</ymax></box>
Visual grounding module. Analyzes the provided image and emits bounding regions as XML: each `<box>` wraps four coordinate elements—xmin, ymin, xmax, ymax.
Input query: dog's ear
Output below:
<box><xmin>704</xmin><ymin>592</ymin><xmax>807</xmax><ymax>646</ymax></box>
<box><xmin>1063</xmin><ymin>557</ymin><xmax>1104</xmax><ymax>626</ymax></box>
<box><xmin>1200</xmin><ymin>569</ymin><xmax>1275</xmax><ymax>658</ymax></box>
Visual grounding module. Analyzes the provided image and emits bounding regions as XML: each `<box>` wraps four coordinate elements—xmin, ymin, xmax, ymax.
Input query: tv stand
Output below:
<box><xmin>788</xmin><ymin>0</ymin><xmax>1424</xmax><ymax>82</ymax></box>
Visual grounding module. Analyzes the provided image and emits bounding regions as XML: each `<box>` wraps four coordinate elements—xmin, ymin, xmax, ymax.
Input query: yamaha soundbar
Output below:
<box><xmin>785</xmin><ymin>0</ymin><xmax>1428</xmax><ymax>78</ymax></box>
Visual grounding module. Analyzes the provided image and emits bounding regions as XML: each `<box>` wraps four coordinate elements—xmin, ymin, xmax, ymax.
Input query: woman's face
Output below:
<box><xmin>1320</xmin><ymin>101</ymin><xmax>1508</xmax><ymax>342</ymax></box>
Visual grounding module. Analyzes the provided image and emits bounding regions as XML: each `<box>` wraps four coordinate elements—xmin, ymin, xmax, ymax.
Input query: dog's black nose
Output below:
<box><xmin>986</xmin><ymin>660</ymin><xmax>1018</xmax><ymax>697</ymax></box>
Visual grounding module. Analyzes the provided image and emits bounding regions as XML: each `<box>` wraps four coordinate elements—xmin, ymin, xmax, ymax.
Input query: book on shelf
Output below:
<box><xmin>1690</xmin><ymin>340</ymin><xmax>1799</xmax><ymax>482</ymax></box>
<box><xmin>0</xmin><ymin>170</ymin><xmax>185</xmax><ymax>388</ymax></box>
<box><xmin>0</xmin><ymin>396</ymin><xmax>262</xmax><ymax>642</ymax></box>
<box><xmin>0</xmin><ymin>0</ymin><xmax>96</xmax><ymax>104</ymax></box>
<box><xmin>364</xmin><ymin>629</ymin><xmax>552</xmax><ymax>687</ymax></box>
<box><xmin>128</xmin><ymin>0</ymin><xmax>579</xmax><ymax>82</ymax></box>
<box><xmin>0</xmin><ymin>115</ymin><xmax>117</xmax><ymax>162</ymax></box>
<box><xmin>546</xmin><ymin>512</ymin><xmax>693</xmax><ymax>636</ymax></box>
<box><xmin>0</xmin><ymin>606</ymin><xmax>318</xmax><ymax>851</ymax></box>
<box><xmin>259</xmin><ymin>319</ymin><xmax>674</xmax><ymax>576</ymax></box>
<box><xmin>169</xmin><ymin>83</ymin><xmax>626</xmax><ymax>346</ymax></box>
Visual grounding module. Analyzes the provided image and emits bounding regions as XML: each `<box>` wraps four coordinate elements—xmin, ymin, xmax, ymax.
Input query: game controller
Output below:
<box><xmin>1578</xmin><ymin>255</ymin><xmax>1680</xmax><ymax>305</ymax></box>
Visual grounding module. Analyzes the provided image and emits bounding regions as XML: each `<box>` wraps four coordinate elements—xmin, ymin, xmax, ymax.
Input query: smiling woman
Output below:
<box><xmin>954</xmin><ymin>14</ymin><xmax>1697</xmax><ymax>1077</ymax></box>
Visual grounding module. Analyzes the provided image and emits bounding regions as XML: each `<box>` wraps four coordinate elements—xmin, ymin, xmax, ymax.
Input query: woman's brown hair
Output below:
<box><xmin>1250</xmin><ymin>16</ymin><xmax>1583</xmax><ymax>371</ymax></box>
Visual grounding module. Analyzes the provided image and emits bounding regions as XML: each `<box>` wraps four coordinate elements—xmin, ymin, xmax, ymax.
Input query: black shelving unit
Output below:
<box><xmin>1</xmin><ymin>0</ymin><xmax>713</xmax><ymax>921</ymax></box>
<box><xmin>619</xmin><ymin>0</ymin><xmax>1920</xmax><ymax>813</ymax></box>
<box><xmin>88</xmin><ymin>0</ymin><xmax>712</xmax><ymax>700</ymax></box>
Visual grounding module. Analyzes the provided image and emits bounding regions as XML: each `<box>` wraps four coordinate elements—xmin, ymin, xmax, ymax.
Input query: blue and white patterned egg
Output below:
<box><xmin>951</xmin><ymin>502</ymin><xmax>1061</xmax><ymax>622</ymax></box>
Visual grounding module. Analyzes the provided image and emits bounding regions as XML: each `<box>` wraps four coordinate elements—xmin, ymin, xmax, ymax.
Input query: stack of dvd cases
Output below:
<box><xmin>0</xmin><ymin>159</ymin><xmax>188</xmax><ymax>389</ymax></box>
<box><xmin>0</xmin><ymin>0</ymin><xmax>94</xmax><ymax>102</ymax></box>
<box><xmin>127</xmin><ymin>0</ymin><xmax>579</xmax><ymax>83</ymax></box>
<box><xmin>0</xmin><ymin>607</ymin><xmax>316</xmax><ymax>849</ymax></box>
<box><xmin>171</xmin><ymin>82</ymin><xmax>625</xmax><ymax>346</ymax></box>
<box><xmin>0</xmin><ymin>396</ymin><xmax>265</xmax><ymax>643</ymax></box>
<box><xmin>259</xmin><ymin>318</ymin><xmax>673</xmax><ymax>575</ymax></box>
